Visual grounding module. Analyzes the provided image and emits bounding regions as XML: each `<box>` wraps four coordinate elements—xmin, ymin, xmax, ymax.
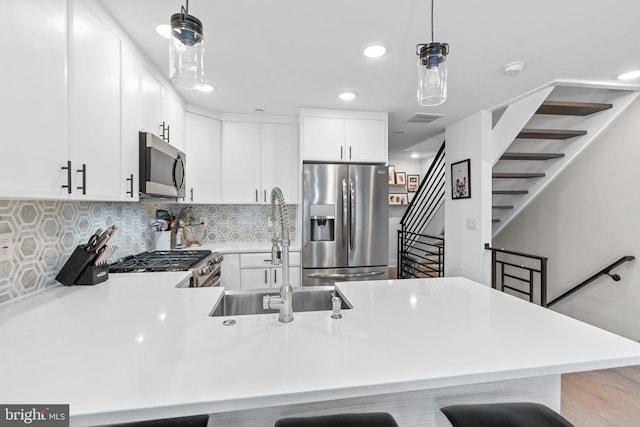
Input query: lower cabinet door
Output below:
<box><xmin>272</xmin><ymin>266</ymin><xmax>301</xmax><ymax>288</ymax></box>
<box><xmin>240</xmin><ymin>268</ymin><xmax>271</xmax><ymax>289</ymax></box>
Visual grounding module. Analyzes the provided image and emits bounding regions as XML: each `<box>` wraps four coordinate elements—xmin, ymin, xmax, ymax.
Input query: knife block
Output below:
<box><xmin>55</xmin><ymin>245</ymin><xmax>99</xmax><ymax>286</ymax></box>
<box><xmin>75</xmin><ymin>264</ymin><xmax>109</xmax><ymax>285</ymax></box>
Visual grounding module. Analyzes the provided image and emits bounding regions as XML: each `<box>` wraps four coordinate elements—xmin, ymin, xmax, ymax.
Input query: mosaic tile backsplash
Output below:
<box><xmin>0</xmin><ymin>201</ymin><xmax>297</xmax><ymax>304</ymax></box>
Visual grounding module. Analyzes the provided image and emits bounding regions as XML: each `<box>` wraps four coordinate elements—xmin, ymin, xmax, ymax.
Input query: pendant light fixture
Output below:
<box><xmin>416</xmin><ymin>0</ymin><xmax>449</xmax><ymax>106</ymax></box>
<box><xmin>170</xmin><ymin>0</ymin><xmax>205</xmax><ymax>89</ymax></box>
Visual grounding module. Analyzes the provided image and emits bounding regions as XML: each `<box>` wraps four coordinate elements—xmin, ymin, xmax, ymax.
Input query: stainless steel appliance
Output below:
<box><xmin>302</xmin><ymin>163</ymin><xmax>389</xmax><ymax>286</ymax></box>
<box><xmin>139</xmin><ymin>131</ymin><xmax>186</xmax><ymax>198</ymax></box>
<box><xmin>109</xmin><ymin>250</ymin><xmax>223</xmax><ymax>287</ymax></box>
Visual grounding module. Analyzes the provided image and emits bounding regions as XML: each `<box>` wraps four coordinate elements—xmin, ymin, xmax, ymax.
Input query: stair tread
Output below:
<box><xmin>493</xmin><ymin>190</ymin><xmax>529</xmax><ymax>195</ymax></box>
<box><xmin>536</xmin><ymin>100</ymin><xmax>612</xmax><ymax>116</ymax></box>
<box><xmin>493</xmin><ymin>172</ymin><xmax>545</xmax><ymax>178</ymax></box>
<box><xmin>501</xmin><ymin>152</ymin><xmax>565</xmax><ymax>160</ymax></box>
<box><xmin>492</xmin><ymin>205</ymin><xmax>514</xmax><ymax>209</ymax></box>
<box><xmin>517</xmin><ymin>129</ymin><xmax>587</xmax><ymax>139</ymax></box>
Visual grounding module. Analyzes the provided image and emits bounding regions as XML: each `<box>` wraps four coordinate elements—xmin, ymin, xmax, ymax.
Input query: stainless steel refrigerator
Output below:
<box><xmin>302</xmin><ymin>163</ymin><xmax>389</xmax><ymax>286</ymax></box>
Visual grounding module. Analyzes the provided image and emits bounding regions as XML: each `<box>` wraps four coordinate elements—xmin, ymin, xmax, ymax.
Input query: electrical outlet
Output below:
<box><xmin>0</xmin><ymin>233</ymin><xmax>14</xmax><ymax>261</ymax></box>
<box><xmin>466</xmin><ymin>218</ymin><xmax>477</xmax><ymax>230</ymax></box>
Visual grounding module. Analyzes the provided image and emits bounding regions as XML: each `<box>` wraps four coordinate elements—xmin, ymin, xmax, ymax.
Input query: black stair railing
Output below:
<box><xmin>397</xmin><ymin>142</ymin><xmax>445</xmax><ymax>278</ymax></box>
<box><xmin>486</xmin><ymin>245</ymin><xmax>635</xmax><ymax>308</ymax></box>
<box><xmin>485</xmin><ymin>244</ymin><xmax>549</xmax><ymax>306</ymax></box>
<box><xmin>547</xmin><ymin>255</ymin><xmax>635</xmax><ymax>307</ymax></box>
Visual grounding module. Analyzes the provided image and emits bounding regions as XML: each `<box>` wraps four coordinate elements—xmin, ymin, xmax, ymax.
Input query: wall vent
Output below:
<box><xmin>407</xmin><ymin>113</ymin><xmax>444</xmax><ymax>124</ymax></box>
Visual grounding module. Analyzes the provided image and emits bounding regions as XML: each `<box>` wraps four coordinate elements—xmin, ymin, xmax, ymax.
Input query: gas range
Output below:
<box><xmin>109</xmin><ymin>250</ymin><xmax>223</xmax><ymax>287</ymax></box>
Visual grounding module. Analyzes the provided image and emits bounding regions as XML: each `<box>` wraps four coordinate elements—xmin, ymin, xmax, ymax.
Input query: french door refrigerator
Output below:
<box><xmin>302</xmin><ymin>163</ymin><xmax>389</xmax><ymax>286</ymax></box>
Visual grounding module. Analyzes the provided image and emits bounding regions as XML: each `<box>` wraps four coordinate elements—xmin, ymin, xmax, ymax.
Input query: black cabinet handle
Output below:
<box><xmin>76</xmin><ymin>164</ymin><xmax>86</xmax><ymax>195</ymax></box>
<box><xmin>160</xmin><ymin>121</ymin><xmax>170</xmax><ymax>143</ymax></box>
<box><xmin>349</xmin><ymin>145</ymin><xmax>352</xmax><ymax>160</ymax></box>
<box><xmin>61</xmin><ymin>161</ymin><xmax>72</xmax><ymax>194</ymax></box>
<box><xmin>264</xmin><ymin>269</ymin><xmax>268</xmax><ymax>284</ymax></box>
<box><xmin>274</xmin><ymin>269</ymin><xmax>277</xmax><ymax>284</ymax></box>
<box><xmin>190</xmin><ymin>187</ymin><xmax>194</xmax><ymax>202</ymax></box>
<box><xmin>340</xmin><ymin>146</ymin><xmax>343</xmax><ymax>160</ymax></box>
<box><xmin>126</xmin><ymin>173</ymin><xmax>134</xmax><ymax>198</ymax></box>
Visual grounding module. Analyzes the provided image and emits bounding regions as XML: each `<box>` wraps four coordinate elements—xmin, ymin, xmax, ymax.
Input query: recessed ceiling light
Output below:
<box><xmin>362</xmin><ymin>43</ymin><xmax>387</xmax><ymax>58</ymax></box>
<box><xmin>196</xmin><ymin>83</ymin><xmax>215</xmax><ymax>92</ymax></box>
<box><xmin>155</xmin><ymin>24</ymin><xmax>171</xmax><ymax>39</ymax></box>
<box><xmin>338</xmin><ymin>92</ymin><xmax>356</xmax><ymax>101</ymax></box>
<box><xmin>410</xmin><ymin>153</ymin><xmax>420</xmax><ymax>158</ymax></box>
<box><xmin>617</xmin><ymin>70</ymin><xmax>640</xmax><ymax>81</ymax></box>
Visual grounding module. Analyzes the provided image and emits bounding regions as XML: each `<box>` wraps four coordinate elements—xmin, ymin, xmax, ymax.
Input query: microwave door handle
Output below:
<box><xmin>349</xmin><ymin>179</ymin><xmax>355</xmax><ymax>251</ymax></box>
<box><xmin>173</xmin><ymin>155</ymin><xmax>185</xmax><ymax>196</ymax></box>
<box><xmin>342</xmin><ymin>179</ymin><xmax>348</xmax><ymax>249</ymax></box>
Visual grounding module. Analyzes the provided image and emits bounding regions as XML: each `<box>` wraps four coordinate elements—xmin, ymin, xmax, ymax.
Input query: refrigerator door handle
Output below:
<box><xmin>306</xmin><ymin>271</ymin><xmax>386</xmax><ymax>279</ymax></box>
<box><xmin>349</xmin><ymin>179</ymin><xmax>355</xmax><ymax>250</ymax></box>
<box><xmin>342</xmin><ymin>179</ymin><xmax>348</xmax><ymax>249</ymax></box>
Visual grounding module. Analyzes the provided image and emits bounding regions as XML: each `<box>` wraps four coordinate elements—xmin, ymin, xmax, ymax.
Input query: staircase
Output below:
<box><xmin>491</xmin><ymin>85</ymin><xmax>640</xmax><ymax>235</ymax></box>
<box><xmin>397</xmin><ymin>142</ymin><xmax>446</xmax><ymax>279</ymax></box>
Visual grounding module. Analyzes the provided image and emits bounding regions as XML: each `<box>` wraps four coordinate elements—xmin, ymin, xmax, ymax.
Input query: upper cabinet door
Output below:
<box><xmin>221</xmin><ymin>122</ymin><xmax>262</xmax><ymax>203</ymax></box>
<box><xmin>162</xmin><ymin>91</ymin><xmax>185</xmax><ymax>152</ymax></box>
<box><xmin>185</xmin><ymin>112</ymin><xmax>222</xmax><ymax>203</ymax></box>
<box><xmin>68</xmin><ymin>0</ymin><xmax>121</xmax><ymax>200</ymax></box>
<box><xmin>0</xmin><ymin>0</ymin><xmax>69</xmax><ymax>199</ymax></box>
<box><xmin>139</xmin><ymin>66</ymin><xmax>163</xmax><ymax>136</ymax></box>
<box><xmin>301</xmin><ymin>117</ymin><xmax>346</xmax><ymax>162</ymax></box>
<box><xmin>261</xmin><ymin>123</ymin><xmax>299</xmax><ymax>203</ymax></box>
<box><xmin>120</xmin><ymin>44</ymin><xmax>141</xmax><ymax>201</ymax></box>
<box><xmin>345</xmin><ymin>119</ymin><xmax>388</xmax><ymax>163</ymax></box>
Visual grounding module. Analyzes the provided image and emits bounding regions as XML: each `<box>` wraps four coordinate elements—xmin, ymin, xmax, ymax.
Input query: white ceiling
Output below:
<box><xmin>97</xmin><ymin>0</ymin><xmax>640</xmax><ymax>159</ymax></box>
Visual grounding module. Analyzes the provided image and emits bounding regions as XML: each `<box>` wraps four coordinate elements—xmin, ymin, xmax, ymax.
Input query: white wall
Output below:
<box><xmin>444</xmin><ymin>111</ymin><xmax>493</xmax><ymax>284</ymax></box>
<box><xmin>493</xmin><ymin>98</ymin><xmax>640</xmax><ymax>340</ymax></box>
<box><xmin>388</xmin><ymin>157</ymin><xmax>434</xmax><ymax>266</ymax></box>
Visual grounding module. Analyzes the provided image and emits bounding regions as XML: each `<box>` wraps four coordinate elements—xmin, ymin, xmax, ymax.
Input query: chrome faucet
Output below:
<box><xmin>263</xmin><ymin>187</ymin><xmax>293</xmax><ymax>323</ymax></box>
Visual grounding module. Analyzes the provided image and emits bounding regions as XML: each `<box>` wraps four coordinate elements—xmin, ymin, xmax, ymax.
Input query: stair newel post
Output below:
<box><xmin>397</xmin><ymin>229</ymin><xmax>403</xmax><ymax>279</ymax></box>
<box><xmin>540</xmin><ymin>258</ymin><xmax>548</xmax><ymax>308</ymax></box>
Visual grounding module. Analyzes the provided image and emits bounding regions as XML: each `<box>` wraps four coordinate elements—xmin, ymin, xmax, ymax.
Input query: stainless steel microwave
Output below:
<box><xmin>139</xmin><ymin>131</ymin><xmax>186</xmax><ymax>199</ymax></box>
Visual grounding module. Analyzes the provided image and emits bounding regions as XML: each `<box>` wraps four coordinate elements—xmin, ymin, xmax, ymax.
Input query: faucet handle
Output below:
<box><xmin>331</xmin><ymin>296</ymin><xmax>343</xmax><ymax>319</ymax></box>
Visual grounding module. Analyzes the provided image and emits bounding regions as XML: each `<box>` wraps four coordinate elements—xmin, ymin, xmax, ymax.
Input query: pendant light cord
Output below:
<box><xmin>431</xmin><ymin>0</ymin><xmax>435</xmax><ymax>42</ymax></box>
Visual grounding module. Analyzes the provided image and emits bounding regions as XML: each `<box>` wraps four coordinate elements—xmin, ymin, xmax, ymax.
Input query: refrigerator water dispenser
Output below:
<box><xmin>310</xmin><ymin>204</ymin><xmax>335</xmax><ymax>241</ymax></box>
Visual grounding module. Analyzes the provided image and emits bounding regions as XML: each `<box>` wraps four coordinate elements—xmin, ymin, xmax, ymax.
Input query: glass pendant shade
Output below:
<box><xmin>169</xmin><ymin>11</ymin><xmax>204</xmax><ymax>89</ymax></box>
<box><xmin>417</xmin><ymin>42</ymin><xmax>448</xmax><ymax>106</ymax></box>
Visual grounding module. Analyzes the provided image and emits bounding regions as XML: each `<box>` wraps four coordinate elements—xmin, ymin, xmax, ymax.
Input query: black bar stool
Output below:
<box><xmin>109</xmin><ymin>414</ymin><xmax>209</xmax><ymax>427</ymax></box>
<box><xmin>275</xmin><ymin>412</ymin><xmax>398</xmax><ymax>427</ymax></box>
<box><xmin>440</xmin><ymin>402</ymin><xmax>574</xmax><ymax>427</ymax></box>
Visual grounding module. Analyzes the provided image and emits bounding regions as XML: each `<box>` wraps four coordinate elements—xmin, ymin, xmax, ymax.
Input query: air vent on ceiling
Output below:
<box><xmin>407</xmin><ymin>113</ymin><xmax>444</xmax><ymax>124</ymax></box>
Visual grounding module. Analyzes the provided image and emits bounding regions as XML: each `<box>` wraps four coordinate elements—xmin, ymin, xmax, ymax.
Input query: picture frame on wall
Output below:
<box><xmin>388</xmin><ymin>165</ymin><xmax>396</xmax><ymax>184</ymax></box>
<box><xmin>389</xmin><ymin>193</ymin><xmax>409</xmax><ymax>206</ymax></box>
<box><xmin>451</xmin><ymin>159</ymin><xmax>471</xmax><ymax>199</ymax></box>
<box><xmin>407</xmin><ymin>174</ymin><xmax>420</xmax><ymax>192</ymax></box>
<box><xmin>396</xmin><ymin>172</ymin><xmax>406</xmax><ymax>185</ymax></box>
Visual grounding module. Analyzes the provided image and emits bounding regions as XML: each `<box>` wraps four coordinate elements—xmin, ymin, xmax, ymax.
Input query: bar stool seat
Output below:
<box><xmin>440</xmin><ymin>402</ymin><xmax>574</xmax><ymax>427</ymax></box>
<box><xmin>275</xmin><ymin>412</ymin><xmax>398</xmax><ymax>427</ymax></box>
<box><xmin>109</xmin><ymin>414</ymin><xmax>209</xmax><ymax>427</ymax></box>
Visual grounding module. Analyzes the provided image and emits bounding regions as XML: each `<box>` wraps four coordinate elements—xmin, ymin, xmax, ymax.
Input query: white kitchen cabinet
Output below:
<box><xmin>221</xmin><ymin>122</ymin><xmax>262</xmax><ymax>203</ymax></box>
<box><xmin>222</xmin><ymin>121</ymin><xmax>299</xmax><ymax>204</ymax></box>
<box><xmin>68</xmin><ymin>0</ymin><xmax>122</xmax><ymax>200</ymax></box>
<box><xmin>120</xmin><ymin>44</ymin><xmax>141</xmax><ymax>201</ymax></box>
<box><xmin>0</xmin><ymin>0</ymin><xmax>69</xmax><ymax>199</ymax></box>
<box><xmin>239</xmin><ymin>251</ymin><xmax>301</xmax><ymax>289</ymax></box>
<box><xmin>261</xmin><ymin>123</ymin><xmax>299</xmax><ymax>203</ymax></box>
<box><xmin>162</xmin><ymin>91</ymin><xmax>186</xmax><ymax>152</ymax></box>
<box><xmin>300</xmin><ymin>109</ymin><xmax>388</xmax><ymax>164</ymax></box>
<box><xmin>220</xmin><ymin>253</ymin><xmax>240</xmax><ymax>290</ymax></box>
<box><xmin>139</xmin><ymin>66</ymin><xmax>163</xmax><ymax>135</ymax></box>
<box><xmin>185</xmin><ymin>112</ymin><xmax>222</xmax><ymax>203</ymax></box>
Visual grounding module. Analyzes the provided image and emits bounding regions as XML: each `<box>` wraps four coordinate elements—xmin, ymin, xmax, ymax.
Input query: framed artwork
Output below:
<box><xmin>389</xmin><ymin>193</ymin><xmax>409</xmax><ymax>206</ymax></box>
<box><xmin>451</xmin><ymin>159</ymin><xmax>471</xmax><ymax>199</ymax></box>
<box><xmin>407</xmin><ymin>174</ymin><xmax>420</xmax><ymax>192</ymax></box>
<box><xmin>395</xmin><ymin>172</ymin><xmax>406</xmax><ymax>185</ymax></box>
<box><xmin>388</xmin><ymin>165</ymin><xmax>396</xmax><ymax>184</ymax></box>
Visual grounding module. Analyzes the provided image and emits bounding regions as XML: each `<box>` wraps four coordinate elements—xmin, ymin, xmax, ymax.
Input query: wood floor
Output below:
<box><xmin>561</xmin><ymin>365</ymin><xmax>640</xmax><ymax>426</ymax></box>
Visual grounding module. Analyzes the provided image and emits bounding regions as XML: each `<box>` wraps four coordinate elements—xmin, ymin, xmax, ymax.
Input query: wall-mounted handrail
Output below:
<box><xmin>547</xmin><ymin>255</ymin><xmax>635</xmax><ymax>307</ymax></box>
<box><xmin>485</xmin><ymin>244</ymin><xmax>548</xmax><ymax>306</ymax></box>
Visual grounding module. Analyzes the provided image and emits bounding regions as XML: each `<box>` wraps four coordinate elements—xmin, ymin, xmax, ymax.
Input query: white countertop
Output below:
<box><xmin>2</xmin><ymin>275</ymin><xmax>640</xmax><ymax>426</ymax></box>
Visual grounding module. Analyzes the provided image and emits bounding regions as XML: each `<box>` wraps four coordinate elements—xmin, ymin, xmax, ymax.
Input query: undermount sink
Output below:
<box><xmin>210</xmin><ymin>286</ymin><xmax>352</xmax><ymax>317</ymax></box>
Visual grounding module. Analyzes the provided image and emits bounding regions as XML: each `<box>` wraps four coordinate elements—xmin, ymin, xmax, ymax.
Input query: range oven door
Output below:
<box><xmin>139</xmin><ymin>132</ymin><xmax>186</xmax><ymax>198</ymax></box>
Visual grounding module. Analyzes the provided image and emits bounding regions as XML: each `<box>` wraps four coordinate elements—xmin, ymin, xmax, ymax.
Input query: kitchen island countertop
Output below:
<box><xmin>2</xmin><ymin>275</ymin><xmax>640</xmax><ymax>426</ymax></box>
